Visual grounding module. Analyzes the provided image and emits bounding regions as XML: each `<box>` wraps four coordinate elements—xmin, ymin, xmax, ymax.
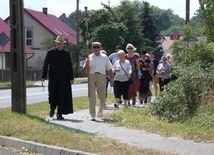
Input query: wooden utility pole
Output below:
<box><xmin>76</xmin><ymin>0</ymin><xmax>80</xmax><ymax>76</ymax></box>
<box><xmin>10</xmin><ymin>0</ymin><xmax>26</xmax><ymax>113</ymax></box>
<box><xmin>186</xmin><ymin>0</ymin><xmax>190</xmax><ymax>24</ymax></box>
<box><xmin>84</xmin><ymin>6</ymin><xmax>90</xmax><ymax>97</ymax></box>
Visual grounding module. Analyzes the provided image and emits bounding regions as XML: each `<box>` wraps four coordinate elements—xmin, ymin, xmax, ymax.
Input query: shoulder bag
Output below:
<box><xmin>119</xmin><ymin>62</ymin><xmax>133</xmax><ymax>84</ymax></box>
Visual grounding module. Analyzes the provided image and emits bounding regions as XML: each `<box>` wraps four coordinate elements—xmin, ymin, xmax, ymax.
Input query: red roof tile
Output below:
<box><xmin>0</xmin><ymin>18</ymin><xmax>32</xmax><ymax>53</ymax></box>
<box><xmin>24</xmin><ymin>8</ymin><xmax>77</xmax><ymax>43</ymax></box>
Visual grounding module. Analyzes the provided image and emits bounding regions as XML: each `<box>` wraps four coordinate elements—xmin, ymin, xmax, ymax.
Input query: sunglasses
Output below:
<box><xmin>127</xmin><ymin>47</ymin><xmax>133</xmax><ymax>49</ymax></box>
<box><xmin>92</xmin><ymin>46</ymin><xmax>100</xmax><ymax>49</ymax></box>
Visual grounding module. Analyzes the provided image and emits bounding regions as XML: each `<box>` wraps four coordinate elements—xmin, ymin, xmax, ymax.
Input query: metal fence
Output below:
<box><xmin>0</xmin><ymin>69</ymin><xmax>42</xmax><ymax>82</ymax></box>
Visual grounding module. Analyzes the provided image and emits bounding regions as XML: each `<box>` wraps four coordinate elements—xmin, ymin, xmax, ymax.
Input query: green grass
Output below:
<box><xmin>74</xmin><ymin>77</ymin><xmax>88</xmax><ymax>84</ymax></box>
<box><xmin>0</xmin><ymin>95</ymin><xmax>174</xmax><ymax>155</ymax></box>
<box><xmin>0</xmin><ymin>79</ymin><xmax>213</xmax><ymax>154</ymax></box>
<box><xmin>104</xmin><ymin>99</ymin><xmax>214</xmax><ymax>143</ymax></box>
<box><xmin>0</xmin><ymin>81</ymin><xmax>35</xmax><ymax>87</ymax></box>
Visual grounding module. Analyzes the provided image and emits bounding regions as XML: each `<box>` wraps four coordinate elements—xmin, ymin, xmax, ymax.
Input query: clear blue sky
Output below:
<box><xmin>0</xmin><ymin>0</ymin><xmax>200</xmax><ymax>19</ymax></box>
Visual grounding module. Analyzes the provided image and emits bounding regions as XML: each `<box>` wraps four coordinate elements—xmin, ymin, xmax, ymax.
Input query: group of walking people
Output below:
<box><xmin>41</xmin><ymin>35</ymin><xmax>172</xmax><ymax>121</ymax></box>
<box><xmin>109</xmin><ymin>44</ymin><xmax>172</xmax><ymax>109</ymax></box>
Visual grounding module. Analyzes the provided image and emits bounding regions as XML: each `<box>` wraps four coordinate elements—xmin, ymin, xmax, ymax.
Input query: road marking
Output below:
<box><xmin>0</xmin><ymin>88</ymin><xmax>87</xmax><ymax>99</ymax></box>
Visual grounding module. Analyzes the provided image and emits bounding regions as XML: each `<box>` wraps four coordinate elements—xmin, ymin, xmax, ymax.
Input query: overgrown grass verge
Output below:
<box><xmin>104</xmin><ymin>103</ymin><xmax>214</xmax><ymax>143</ymax></box>
<box><xmin>0</xmin><ymin>96</ymin><xmax>173</xmax><ymax>155</ymax></box>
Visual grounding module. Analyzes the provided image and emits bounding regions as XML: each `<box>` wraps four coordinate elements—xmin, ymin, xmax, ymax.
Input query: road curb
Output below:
<box><xmin>0</xmin><ymin>136</ymin><xmax>96</xmax><ymax>155</ymax></box>
<box><xmin>0</xmin><ymin>85</ymin><xmax>41</xmax><ymax>90</ymax></box>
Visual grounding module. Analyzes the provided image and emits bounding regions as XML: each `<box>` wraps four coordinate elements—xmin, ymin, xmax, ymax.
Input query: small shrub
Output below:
<box><xmin>150</xmin><ymin>25</ymin><xmax>214</xmax><ymax>122</ymax></box>
<box><xmin>150</xmin><ymin>64</ymin><xmax>214</xmax><ymax>122</ymax></box>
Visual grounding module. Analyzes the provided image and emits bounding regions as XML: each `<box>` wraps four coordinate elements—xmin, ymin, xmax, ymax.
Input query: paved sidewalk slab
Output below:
<box><xmin>48</xmin><ymin>105</ymin><xmax>214</xmax><ymax>155</ymax></box>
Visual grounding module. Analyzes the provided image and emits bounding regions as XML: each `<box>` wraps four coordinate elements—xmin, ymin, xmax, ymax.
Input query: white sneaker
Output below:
<box><xmin>90</xmin><ymin>117</ymin><xmax>96</xmax><ymax>121</ymax></box>
<box><xmin>97</xmin><ymin>110</ymin><xmax>103</xmax><ymax>117</ymax></box>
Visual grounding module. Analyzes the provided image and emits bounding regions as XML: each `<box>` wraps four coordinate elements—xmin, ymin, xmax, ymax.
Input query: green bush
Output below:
<box><xmin>150</xmin><ymin>25</ymin><xmax>214</xmax><ymax>122</ymax></box>
<box><xmin>151</xmin><ymin>64</ymin><xmax>214</xmax><ymax>122</ymax></box>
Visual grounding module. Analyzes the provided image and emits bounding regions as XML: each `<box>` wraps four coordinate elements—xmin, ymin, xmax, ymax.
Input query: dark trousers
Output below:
<box><xmin>159</xmin><ymin>78</ymin><xmax>171</xmax><ymax>91</ymax></box>
<box><xmin>114</xmin><ymin>81</ymin><xmax>129</xmax><ymax>100</ymax></box>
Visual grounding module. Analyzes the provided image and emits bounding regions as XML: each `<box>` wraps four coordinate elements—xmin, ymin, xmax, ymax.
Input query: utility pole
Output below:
<box><xmin>84</xmin><ymin>6</ymin><xmax>90</xmax><ymax>97</ymax></box>
<box><xmin>10</xmin><ymin>0</ymin><xmax>26</xmax><ymax>113</ymax></box>
<box><xmin>76</xmin><ymin>0</ymin><xmax>80</xmax><ymax>77</ymax></box>
<box><xmin>186</xmin><ymin>0</ymin><xmax>190</xmax><ymax>24</ymax></box>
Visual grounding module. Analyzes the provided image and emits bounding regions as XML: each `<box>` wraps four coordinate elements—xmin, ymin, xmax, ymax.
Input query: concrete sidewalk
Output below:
<box><xmin>47</xmin><ymin>104</ymin><xmax>214</xmax><ymax>155</ymax></box>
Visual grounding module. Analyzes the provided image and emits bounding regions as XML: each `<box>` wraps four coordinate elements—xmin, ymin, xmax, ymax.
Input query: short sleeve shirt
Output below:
<box><xmin>87</xmin><ymin>53</ymin><xmax>112</xmax><ymax>75</ymax></box>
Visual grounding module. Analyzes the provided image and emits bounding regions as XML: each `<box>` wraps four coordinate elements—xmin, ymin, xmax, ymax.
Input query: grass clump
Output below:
<box><xmin>106</xmin><ymin>104</ymin><xmax>214</xmax><ymax>143</ymax></box>
<box><xmin>0</xmin><ymin>97</ymin><xmax>173</xmax><ymax>155</ymax></box>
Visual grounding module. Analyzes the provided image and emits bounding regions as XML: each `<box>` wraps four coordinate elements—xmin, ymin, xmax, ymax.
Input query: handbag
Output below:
<box><xmin>119</xmin><ymin>62</ymin><xmax>133</xmax><ymax>84</ymax></box>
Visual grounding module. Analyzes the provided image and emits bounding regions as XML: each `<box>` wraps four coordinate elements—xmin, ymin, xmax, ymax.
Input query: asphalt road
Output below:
<box><xmin>0</xmin><ymin>83</ymin><xmax>88</xmax><ymax>108</ymax></box>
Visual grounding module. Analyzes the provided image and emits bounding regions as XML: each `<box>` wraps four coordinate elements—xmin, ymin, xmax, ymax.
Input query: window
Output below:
<box><xmin>25</xmin><ymin>27</ymin><xmax>33</xmax><ymax>47</ymax></box>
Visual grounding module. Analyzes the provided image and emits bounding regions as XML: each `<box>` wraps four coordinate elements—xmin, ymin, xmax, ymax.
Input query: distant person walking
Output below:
<box><xmin>83</xmin><ymin>42</ymin><xmax>114</xmax><ymax>121</ymax></box>
<box><xmin>41</xmin><ymin>35</ymin><xmax>74</xmax><ymax>120</ymax></box>
<box><xmin>139</xmin><ymin>50</ymin><xmax>153</xmax><ymax>104</ymax></box>
<box><xmin>109</xmin><ymin>45</ymin><xmax>123</xmax><ymax>104</ymax></box>
<box><xmin>125</xmin><ymin>43</ymin><xmax>142</xmax><ymax>106</ymax></box>
<box><xmin>100</xmin><ymin>50</ymin><xmax>110</xmax><ymax>104</ymax></box>
<box><xmin>156</xmin><ymin>56</ymin><xmax>171</xmax><ymax>93</ymax></box>
<box><xmin>112</xmin><ymin>50</ymin><xmax>132</xmax><ymax>108</ymax></box>
<box><xmin>109</xmin><ymin>45</ymin><xmax>123</xmax><ymax>65</ymax></box>
<box><xmin>150</xmin><ymin>51</ymin><xmax>159</xmax><ymax>97</ymax></box>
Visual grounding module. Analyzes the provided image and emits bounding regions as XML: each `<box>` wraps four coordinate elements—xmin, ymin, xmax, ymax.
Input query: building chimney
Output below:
<box><xmin>43</xmin><ymin>7</ymin><xmax>48</xmax><ymax>15</ymax></box>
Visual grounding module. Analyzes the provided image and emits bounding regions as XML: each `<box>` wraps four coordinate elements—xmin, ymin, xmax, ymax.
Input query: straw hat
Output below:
<box><xmin>54</xmin><ymin>35</ymin><xmax>66</xmax><ymax>43</ymax></box>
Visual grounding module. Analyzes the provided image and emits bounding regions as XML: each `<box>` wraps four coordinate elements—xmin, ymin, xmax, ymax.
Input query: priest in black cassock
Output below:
<box><xmin>41</xmin><ymin>35</ymin><xmax>74</xmax><ymax>120</ymax></box>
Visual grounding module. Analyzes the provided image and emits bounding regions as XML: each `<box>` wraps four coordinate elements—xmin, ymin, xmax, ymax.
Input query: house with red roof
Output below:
<box><xmin>4</xmin><ymin>7</ymin><xmax>77</xmax><ymax>69</ymax></box>
<box><xmin>0</xmin><ymin>17</ymin><xmax>32</xmax><ymax>70</ymax></box>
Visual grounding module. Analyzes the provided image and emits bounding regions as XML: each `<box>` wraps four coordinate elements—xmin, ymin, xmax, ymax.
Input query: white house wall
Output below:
<box><xmin>24</xmin><ymin>12</ymin><xmax>55</xmax><ymax>68</ymax></box>
<box><xmin>0</xmin><ymin>52</ymin><xmax>5</xmax><ymax>70</ymax></box>
<box><xmin>6</xmin><ymin>11</ymin><xmax>58</xmax><ymax>69</ymax></box>
<box><xmin>24</xmin><ymin>13</ymin><xmax>54</xmax><ymax>48</ymax></box>
<box><xmin>26</xmin><ymin>50</ymin><xmax>47</xmax><ymax>69</ymax></box>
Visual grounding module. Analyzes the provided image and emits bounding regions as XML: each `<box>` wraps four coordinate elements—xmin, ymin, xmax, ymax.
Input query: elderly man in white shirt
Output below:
<box><xmin>83</xmin><ymin>42</ymin><xmax>114</xmax><ymax>121</ymax></box>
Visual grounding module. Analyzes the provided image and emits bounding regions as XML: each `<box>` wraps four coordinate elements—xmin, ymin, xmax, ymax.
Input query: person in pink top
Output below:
<box><xmin>125</xmin><ymin>43</ymin><xmax>142</xmax><ymax>106</ymax></box>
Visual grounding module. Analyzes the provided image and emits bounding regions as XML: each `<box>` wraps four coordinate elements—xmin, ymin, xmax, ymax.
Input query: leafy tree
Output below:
<box><xmin>151</xmin><ymin>25</ymin><xmax>214</xmax><ymax>122</ymax></box>
<box><xmin>152</xmin><ymin>7</ymin><xmax>185</xmax><ymax>32</ymax></box>
<box><xmin>79</xmin><ymin>9</ymin><xmax>128</xmax><ymax>53</ymax></box>
<box><xmin>115</xmin><ymin>0</ymin><xmax>147</xmax><ymax>51</ymax></box>
<box><xmin>199</xmin><ymin>0</ymin><xmax>214</xmax><ymax>42</ymax></box>
<box><xmin>154</xmin><ymin>10</ymin><xmax>171</xmax><ymax>31</ymax></box>
<box><xmin>140</xmin><ymin>2</ymin><xmax>160</xmax><ymax>49</ymax></box>
<box><xmin>160</xmin><ymin>25</ymin><xmax>183</xmax><ymax>36</ymax></box>
<box><xmin>165</xmin><ymin>9</ymin><xmax>184</xmax><ymax>26</ymax></box>
<box><xmin>190</xmin><ymin>8</ymin><xmax>204</xmax><ymax>28</ymax></box>
<box><xmin>91</xmin><ymin>22</ymin><xmax>128</xmax><ymax>54</ymax></box>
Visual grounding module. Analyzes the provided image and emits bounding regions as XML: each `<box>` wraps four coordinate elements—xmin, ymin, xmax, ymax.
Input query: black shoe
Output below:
<box><xmin>49</xmin><ymin>110</ymin><xmax>54</xmax><ymax>117</ymax></box>
<box><xmin>57</xmin><ymin>115</ymin><xmax>64</xmax><ymax>120</ymax></box>
<box><xmin>90</xmin><ymin>117</ymin><xmax>96</xmax><ymax>121</ymax></box>
<box><xmin>114</xmin><ymin>103</ymin><xmax>119</xmax><ymax>108</ymax></box>
<box><xmin>132</xmin><ymin>99</ymin><xmax>136</xmax><ymax>105</ymax></box>
<box><xmin>119</xmin><ymin>100</ymin><xmax>122</xmax><ymax>104</ymax></box>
